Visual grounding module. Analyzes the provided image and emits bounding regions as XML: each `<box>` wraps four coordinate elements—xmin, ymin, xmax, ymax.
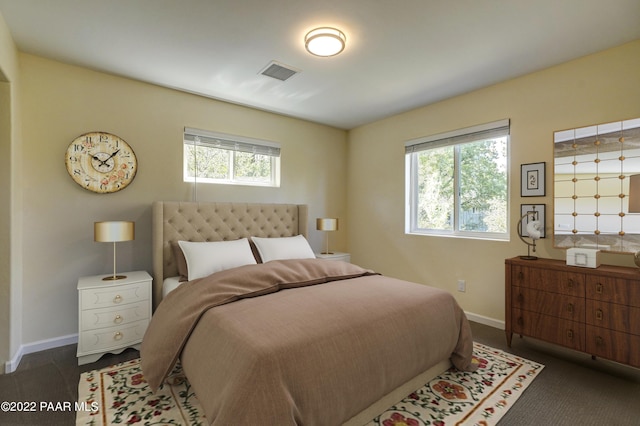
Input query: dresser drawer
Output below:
<box><xmin>80</xmin><ymin>300</ymin><xmax>151</xmax><ymax>332</ymax></box>
<box><xmin>511</xmin><ymin>265</ymin><xmax>584</xmax><ymax>296</ymax></box>
<box><xmin>512</xmin><ymin>308</ymin><xmax>585</xmax><ymax>351</ymax></box>
<box><xmin>80</xmin><ymin>281</ymin><xmax>149</xmax><ymax>310</ymax></box>
<box><xmin>585</xmin><ymin>300</ymin><xmax>640</xmax><ymax>336</ymax></box>
<box><xmin>586</xmin><ymin>325</ymin><xmax>640</xmax><ymax>368</ymax></box>
<box><xmin>78</xmin><ymin>320</ymin><xmax>148</xmax><ymax>354</ymax></box>
<box><xmin>512</xmin><ymin>286</ymin><xmax>584</xmax><ymax>322</ymax></box>
<box><xmin>586</xmin><ymin>276</ymin><xmax>640</xmax><ymax>308</ymax></box>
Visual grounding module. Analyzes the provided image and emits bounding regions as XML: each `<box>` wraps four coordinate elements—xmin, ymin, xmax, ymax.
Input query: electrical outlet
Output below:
<box><xmin>457</xmin><ymin>279</ymin><xmax>466</xmax><ymax>292</ymax></box>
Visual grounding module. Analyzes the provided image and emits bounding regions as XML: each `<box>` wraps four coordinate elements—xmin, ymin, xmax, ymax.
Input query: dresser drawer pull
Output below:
<box><xmin>114</xmin><ymin>315</ymin><xmax>123</xmax><ymax>324</ymax></box>
<box><xmin>596</xmin><ymin>336</ymin><xmax>604</xmax><ymax>346</ymax></box>
<box><xmin>114</xmin><ymin>331</ymin><xmax>123</xmax><ymax>341</ymax></box>
<box><xmin>595</xmin><ymin>309</ymin><xmax>603</xmax><ymax>321</ymax></box>
<box><xmin>567</xmin><ymin>279</ymin><xmax>574</xmax><ymax>288</ymax></box>
<box><xmin>596</xmin><ymin>283</ymin><xmax>603</xmax><ymax>294</ymax></box>
<box><xmin>517</xmin><ymin>293</ymin><xmax>524</xmax><ymax>304</ymax></box>
<box><xmin>567</xmin><ymin>303</ymin><xmax>574</xmax><ymax>314</ymax></box>
<box><xmin>567</xmin><ymin>329</ymin><xmax>574</xmax><ymax>339</ymax></box>
<box><xmin>113</xmin><ymin>295</ymin><xmax>123</xmax><ymax>303</ymax></box>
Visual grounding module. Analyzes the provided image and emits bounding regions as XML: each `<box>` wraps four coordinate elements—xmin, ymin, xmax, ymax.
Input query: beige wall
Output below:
<box><xmin>347</xmin><ymin>40</ymin><xmax>640</xmax><ymax>324</ymax></box>
<box><xmin>17</xmin><ymin>54</ymin><xmax>348</xmax><ymax>345</ymax></box>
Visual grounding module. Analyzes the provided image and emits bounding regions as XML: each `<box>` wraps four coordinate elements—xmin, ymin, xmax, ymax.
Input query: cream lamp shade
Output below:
<box><xmin>316</xmin><ymin>218</ymin><xmax>338</xmax><ymax>254</ymax></box>
<box><xmin>94</xmin><ymin>221</ymin><xmax>135</xmax><ymax>281</ymax></box>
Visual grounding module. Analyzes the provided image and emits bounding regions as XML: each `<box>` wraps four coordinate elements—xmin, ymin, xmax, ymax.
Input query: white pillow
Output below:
<box><xmin>252</xmin><ymin>235</ymin><xmax>316</xmax><ymax>262</ymax></box>
<box><xmin>178</xmin><ymin>238</ymin><xmax>257</xmax><ymax>281</ymax></box>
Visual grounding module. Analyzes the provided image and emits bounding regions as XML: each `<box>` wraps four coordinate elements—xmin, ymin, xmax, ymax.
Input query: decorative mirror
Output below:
<box><xmin>554</xmin><ymin>117</ymin><xmax>640</xmax><ymax>253</ymax></box>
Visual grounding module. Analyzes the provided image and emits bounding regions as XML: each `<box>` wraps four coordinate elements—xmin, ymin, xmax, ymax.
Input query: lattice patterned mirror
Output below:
<box><xmin>554</xmin><ymin>118</ymin><xmax>640</xmax><ymax>253</ymax></box>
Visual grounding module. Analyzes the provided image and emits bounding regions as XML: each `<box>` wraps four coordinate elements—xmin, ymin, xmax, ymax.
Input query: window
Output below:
<box><xmin>405</xmin><ymin>119</ymin><xmax>509</xmax><ymax>240</ymax></box>
<box><xmin>184</xmin><ymin>127</ymin><xmax>280</xmax><ymax>187</ymax></box>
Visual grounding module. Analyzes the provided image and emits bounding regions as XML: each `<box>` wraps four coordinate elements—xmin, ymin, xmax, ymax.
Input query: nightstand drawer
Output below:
<box><xmin>80</xmin><ymin>281</ymin><xmax>149</xmax><ymax>310</ymax></box>
<box><xmin>80</xmin><ymin>300</ymin><xmax>151</xmax><ymax>332</ymax></box>
<box><xmin>78</xmin><ymin>320</ymin><xmax>148</xmax><ymax>354</ymax></box>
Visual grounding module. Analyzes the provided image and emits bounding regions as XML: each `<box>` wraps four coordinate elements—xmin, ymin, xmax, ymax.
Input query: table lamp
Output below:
<box><xmin>316</xmin><ymin>218</ymin><xmax>338</xmax><ymax>255</ymax></box>
<box><xmin>94</xmin><ymin>221</ymin><xmax>135</xmax><ymax>280</ymax></box>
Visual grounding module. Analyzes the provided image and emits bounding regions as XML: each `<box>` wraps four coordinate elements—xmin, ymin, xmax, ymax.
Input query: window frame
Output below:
<box><xmin>404</xmin><ymin>119</ymin><xmax>510</xmax><ymax>241</ymax></box>
<box><xmin>183</xmin><ymin>127</ymin><xmax>281</xmax><ymax>187</ymax></box>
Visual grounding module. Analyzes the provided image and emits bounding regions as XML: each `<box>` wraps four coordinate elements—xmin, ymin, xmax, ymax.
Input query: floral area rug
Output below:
<box><xmin>77</xmin><ymin>342</ymin><xmax>543</xmax><ymax>425</ymax></box>
<box><xmin>76</xmin><ymin>359</ymin><xmax>206</xmax><ymax>426</ymax></box>
<box><xmin>367</xmin><ymin>342</ymin><xmax>544</xmax><ymax>426</ymax></box>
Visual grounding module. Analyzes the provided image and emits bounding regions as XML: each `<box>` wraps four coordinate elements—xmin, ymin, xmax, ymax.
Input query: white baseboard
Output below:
<box><xmin>5</xmin><ymin>333</ymin><xmax>78</xmax><ymax>374</ymax></box>
<box><xmin>465</xmin><ymin>311</ymin><xmax>505</xmax><ymax>330</ymax></box>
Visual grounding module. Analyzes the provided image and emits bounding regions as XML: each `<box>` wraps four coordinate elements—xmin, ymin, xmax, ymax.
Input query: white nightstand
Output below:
<box><xmin>315</xmin><ymin>252</ymin><xmax>351</xmax><ymax>263</ymax></box>
<box><xmin>77</xmin><ymin>270</ymin><xmax>152</xmax><ymax>365</ymax></box>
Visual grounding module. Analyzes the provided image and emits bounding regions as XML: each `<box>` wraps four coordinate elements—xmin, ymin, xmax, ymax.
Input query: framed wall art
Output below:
<box><xmin>521</xmin><ymin>162</ymin><xmax>545</xmax><ymax>197</ymax></box>
<box><xmin>520</xmin><ymin>204</ymin><xmax>545</xmax><ymax>238</ymax></box>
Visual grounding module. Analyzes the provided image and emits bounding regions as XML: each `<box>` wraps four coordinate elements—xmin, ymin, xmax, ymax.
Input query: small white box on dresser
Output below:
<box><xmin>77</xmin><ymin>270</ymin><xmax>152</xmax><ymax>365</ymax></box>
<box><xmin>566</xmin><ymin>248</ymin><xmax>601</xmax><ymax>268</ymax></box>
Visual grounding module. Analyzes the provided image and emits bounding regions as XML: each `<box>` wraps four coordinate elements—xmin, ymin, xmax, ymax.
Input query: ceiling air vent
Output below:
<box><xmin>260</xmin><ymin>61</ymin><xmax>300</xmax><ymax>81</ymax></box>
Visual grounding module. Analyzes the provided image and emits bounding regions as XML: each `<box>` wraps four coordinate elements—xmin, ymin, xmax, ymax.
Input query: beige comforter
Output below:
<box><xmin>141</xmin><ymin>259</ymin><xmax>476</xmax><ymax>425</ymax></box>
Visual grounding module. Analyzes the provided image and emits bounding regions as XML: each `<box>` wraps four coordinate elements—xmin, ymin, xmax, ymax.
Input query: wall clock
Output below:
<box><xmin>65</xmin><ymin>131</ymin><xmax>137</xmax><ymax>193</ymax></box>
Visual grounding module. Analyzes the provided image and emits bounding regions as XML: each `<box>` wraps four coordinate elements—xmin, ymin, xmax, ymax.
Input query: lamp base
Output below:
<box><xmin>519</xmin><ymin>255</ymin><xmax>538</xmax><ymax>260</ymax></box>
<box><xmin>102</xmin><ymin>275</ymin><xmax>128</xmax><ymax>281</ymax></box>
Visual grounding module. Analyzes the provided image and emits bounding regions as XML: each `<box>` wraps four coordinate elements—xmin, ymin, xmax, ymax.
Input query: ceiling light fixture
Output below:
<box><xmin>305</xmin><ymin>27</ymin><xmax>346</xmax><ymax>57</ymax></box>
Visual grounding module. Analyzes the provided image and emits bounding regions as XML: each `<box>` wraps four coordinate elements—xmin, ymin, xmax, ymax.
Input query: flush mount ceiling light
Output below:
<box><xmin>304</xmin><ymin>27</ymin><xmax>346</xmax><ymax>57</ymax></box>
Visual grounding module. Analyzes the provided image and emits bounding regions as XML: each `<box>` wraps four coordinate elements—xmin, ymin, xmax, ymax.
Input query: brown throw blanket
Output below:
<box><xmin>141</xmin><ymin>259</ymin><xmax>476</xmax><ymax>425</ymax></box>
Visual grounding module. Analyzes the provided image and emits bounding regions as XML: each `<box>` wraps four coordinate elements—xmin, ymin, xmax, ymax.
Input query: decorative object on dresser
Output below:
<box><xmin>316</xmin><ymin>217</ymin><xmax>338</xmax><ymax>254</ymax></box>
<box><xmin>505</xmin><ymin>257</ymin><xmax>640</xmax><ymax>369</ymax></box>
<box><xmin>65</xmin><ymin>131</ymin><xmax>137</xmax><ymax>193</ymax></box>
<box><xmin>77</xmin><ymin>270</ymin><xmax>152</xmax><ymax>365</ymax></box>
<box><xmin>315</xmin><ymin>251</ymin><xmax>351</xmax><ymax>263</ymax></box>
<box><xmin>517</xmin><ymin>206</ymin><xmax>543</xmax><ymax>260</ymax></box>
<box><xmin>566</xmin><ymin>247</ymin><xmax>601</xmax><ymax>268</ymax></box>
<box><xmin>94</xmin><ymin>221</ymin><xmax>135</xmax><ymax>280</ymax></box>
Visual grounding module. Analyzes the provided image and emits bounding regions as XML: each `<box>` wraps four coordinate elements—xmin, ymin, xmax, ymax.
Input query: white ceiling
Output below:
<box><xmin>1</xmin><ymin>0</ymin><xmax>639</xmax><ymax>129</ymax></box>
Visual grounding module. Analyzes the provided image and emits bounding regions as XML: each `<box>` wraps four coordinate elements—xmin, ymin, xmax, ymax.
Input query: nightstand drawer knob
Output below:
<box><xmin>114</xmin><ymin>315</ymin><xmax>123</xmax><ymax>324</ymax></box>
<box><xmin>113</xmin><ymin>295</ymin><xmax>122</xmax><ymax>303</ymax></box>
<box><xmin>114</xmin><ymin>331</ymin><xmax>123</xmax><ymax>340</ymax></box>
<box><xmin>567</xmin><ymin>303</ymin><xmax>574</xmax><ymax>314</ymax></box>
<box><xmin>567</xmin><ymin>329</ymin><xmax>574</xmax><ymax>339</ymax></box>
<box><xmin>596</xmin><ymin>283</ymin><xmax>603</xmax><ymax>294</ymax></box>
<box><xmin>596</xmin><ymin>309</ymin><xmax>603</xmax><ymax>321</ymax></box>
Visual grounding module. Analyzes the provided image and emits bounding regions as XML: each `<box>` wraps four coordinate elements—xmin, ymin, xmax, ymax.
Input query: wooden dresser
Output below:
<box><xmin>505</xmin><ymin>257</ymin><xmax>640</xmax><ymax>368</ymax></box>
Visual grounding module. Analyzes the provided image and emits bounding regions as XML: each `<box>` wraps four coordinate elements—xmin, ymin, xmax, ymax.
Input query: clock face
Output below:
<box><xmin>65</xmin><ymin>132</ymin><xmax>137</xmax><ymax>193</ymax></box>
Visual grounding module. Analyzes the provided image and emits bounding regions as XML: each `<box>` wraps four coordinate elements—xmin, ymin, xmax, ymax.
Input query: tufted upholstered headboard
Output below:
<box><xmin>151</xmin><ymin>201</ymin><xmax>308</xmax><ymax>309</ymax></box>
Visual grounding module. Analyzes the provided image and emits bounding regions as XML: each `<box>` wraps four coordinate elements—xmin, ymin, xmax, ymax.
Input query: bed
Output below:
<box><xmin>141</xmin><ymin>201</ymin><xmax>476</xmax><ymax>426</ymax></box>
